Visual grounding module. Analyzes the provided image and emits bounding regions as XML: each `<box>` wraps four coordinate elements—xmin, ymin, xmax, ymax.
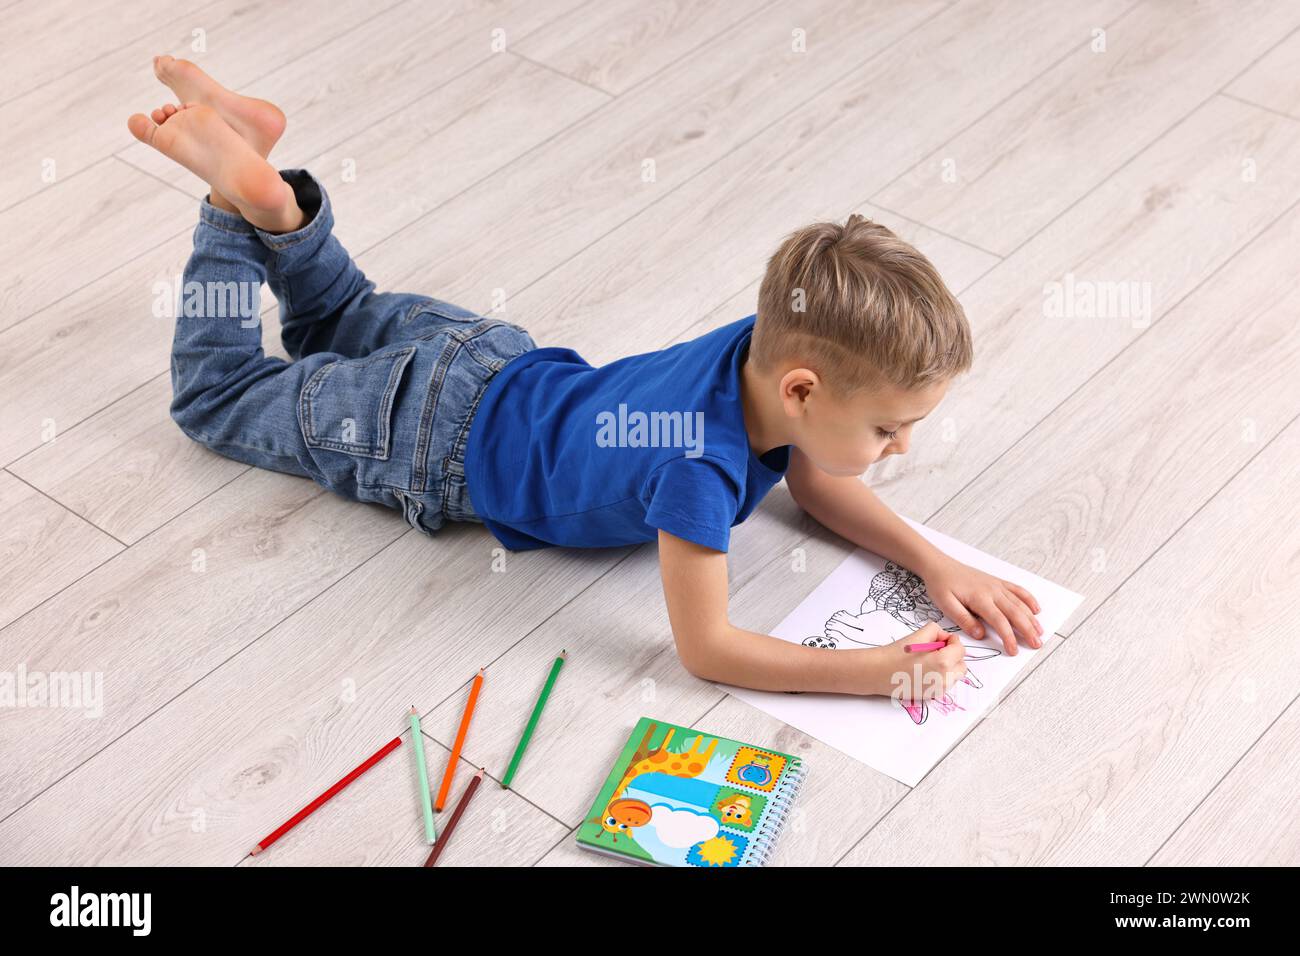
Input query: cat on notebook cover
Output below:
<box><xmin>801</xmin><ymin>561</ymin><xmax>1001</xmax><ymax>725</ymax></box>
<box><xmin>587</xmin><ymin>722</ymin><xmax>718</xmax><ymax>844</ymax></box>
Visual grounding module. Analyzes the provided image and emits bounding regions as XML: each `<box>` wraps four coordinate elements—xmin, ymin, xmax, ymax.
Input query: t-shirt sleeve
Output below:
<box><xmin>641</xmin><ymin>456</ymin><xmax>742</xmax><ymax>553</ymax></box>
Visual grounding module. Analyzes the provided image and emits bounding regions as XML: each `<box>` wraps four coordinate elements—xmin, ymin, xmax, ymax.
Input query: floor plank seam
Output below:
<box><xmin>0</xmin><ymin>0</ymin><xmax>939</xmax><ymax>432</ymax></box>
<box><xmin>653</xmin><ymin>201</ymin><xmax>1002</xmax><ymax>355</ymax></box>
<box><xmin>96</xmin><ymin>56</ymin><xmax>617</xmax><ymax>347</ymax></box>
<box><xmin>917</xmin><ymin>71</ymin><xmax>1265</xmax><ymax>285</ymax></box>
<box><xmin>1215</xmin><ymin>21</ymin><xmax>1300</xmax><ymax>93</ymax></box>
<box><xmin>110</xmin><ymin>153</ymin><xmax>212</xmax><ymax>205</ymax></box>
<box><xmin>906</xmin><ymin>188</ymin><xmax>1300</xmax><ymax>623</ymax></box>
<box><xmin>1218</xmin><ymin>89</ymin><xmax>1300</xmax><ymax>125</ymax></box>
<box><xmin>826</xmin><ymin>400</ymin><xmax>1300</xmax><ymax>863</ymax></box>
<box><xmin>869</xmin><ymin>79</ymin><xmax>1209</xmax><ymax>263</ymax></box>
<box><xmin>1143</xmin><ymin>690</ymin><xmax>1300</xmax><ymax>866</ymax></box>
<box><xmin>827</xmin><ymin>640</ymin><xmax>1071</xmax><ymax>866</ymax></box>
<box><xmin>0</xmin><ymin>0</ymin><xmax>413</xmax><ymax>220</ymax></box>
<box><xmin>466</xmin><ymin>0</ymin><xmax>958</xmax><ymax>325</ymax></box>
<box><xmin>531</xmin><ymin>822</ymin><xmax>581</xmax><ymax>866</ymax></box>
<box><xmin>0</xmin><ymin>219</ymin><xmax>192</xmax><ymax>339</ymax></box>
<box><xmin>0</xmin><ymin>153</ymin><xmax>201</xmax><ymax>333</ymax></box>
<box><xmin>858</xmin><ymin>201</ymin><xmax>1005</xmax><ymax>261</ymax></box>
<box><xmin>4</xmin><ymin>369</ymin><xmax>171</xmax><ymax>476</ymax></box>
<box><xmin>0</xmin><ymin>150</ymin><xmax>111</xmax><ymax>220</ymax></box>
<box><xmin>783</xmin><ymin>401</ymin><xmax>1300</xmax><ymax>864</ymax></box>
<box><xmin>1061</xmin><ymin>407</ymin><xmax>1300</xmax><ymax>641</ymax></box>
<box><xmin>0</xmin><ymin>463</ymin><xmax>256</xmax><ymax>638</ymax></box>
<box><xmin>2</xmin><ymin>466</ymin><xmax>129</xmax><ymax>548</ymax></box>
<box><xmin>0</xmin><ymin>525</ymin><xmax>414</xmax><ymax>831</ymax></box>
<box><xmin>108</xmin><ymin>0</ymin><xmax>785</xmax><ymax>296</ymax></box>
<box><xmin>418</xmin><ymin>728</ymin><xmax>574</xmax><ymax>833</ymax></box>
<box><xmin>833</xmin><ymin>786</ymin><xmax>912</xmax><ymax>866</ymax></box>
<box><xmin>0</xmin><ymin>0</ymin><xmax>228</xmax><ymax>111</ymax></box>
<box><xmin>112</xmin><ymin>34</ymin><xmax>522</xmax><ymax>198</ymax></box>
<box><xmin>863</xmin><ymin>0</ymin><xmax>1144</xmax><ymax>211</ymax></box>
<box><xmin>507</xmin><ymin>49</ymin><xmax>617</xmax><ymax>100</ymax></box>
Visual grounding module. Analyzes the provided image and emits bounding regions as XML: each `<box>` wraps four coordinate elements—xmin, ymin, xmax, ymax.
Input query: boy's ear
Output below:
<box><xmin>779</xmin><ymin>367</ymin><xmax>820</xmax><ymax>412</ymax></box>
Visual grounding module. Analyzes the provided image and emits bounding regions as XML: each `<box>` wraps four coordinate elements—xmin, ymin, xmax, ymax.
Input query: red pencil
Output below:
<box><xmin>250</xmin><ymin>735</ymin><xmax>403</xmax><ymax>857</ymax></box>
<box><xmin>423</xmin><ymin>768</ymin><xmax>484</xmax><ymax>867</ymax></box>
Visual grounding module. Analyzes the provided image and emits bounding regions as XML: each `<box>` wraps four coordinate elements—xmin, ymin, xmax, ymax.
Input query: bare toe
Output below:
<box><xmin>127</xmin><ymin>113</ymin><xmax>156</xmax><ymax>145</ymax></box>
<box><xmin>153</xmin><ymin>54</ymin><xmax>178</xmax><ymax>83</ymax></box>
<box><xmin>153</xmin><ymin>55</ymin><xmax>205</xmax><ymax>100</ymax></box>
<box><xmin>148</xmin><ymin>54</ymin><xmax>284</xmax><ymax>157</ymax></box>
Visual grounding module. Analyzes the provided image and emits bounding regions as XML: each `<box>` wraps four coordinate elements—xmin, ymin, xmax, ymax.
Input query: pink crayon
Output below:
<box><xmin>904</xmin><ymin>641</ymin><xmax>948</xmax><ymax>653</ymax></box>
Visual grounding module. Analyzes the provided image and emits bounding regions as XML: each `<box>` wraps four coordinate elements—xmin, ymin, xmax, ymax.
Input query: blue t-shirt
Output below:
<box><xmin>464</xmin><ymin>316</ymin><xmax>790</xmax><ymax>552</ymax></box>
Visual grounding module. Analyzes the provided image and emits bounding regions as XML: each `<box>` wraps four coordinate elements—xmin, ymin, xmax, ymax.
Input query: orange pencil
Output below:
<box><xmin>434</xmin><ymin>668</ymin><xmax>484</xmax><ymax>811</ymax></box>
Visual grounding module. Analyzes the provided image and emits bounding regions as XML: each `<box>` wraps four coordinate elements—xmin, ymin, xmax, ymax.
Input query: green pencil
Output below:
<box><xmin>409</xmin><ymin>706</ymin><xmax>436</xmax><ymax>844</ymax></box>
<box><xmin>501</xmin><ymin>650</ymin><xmax>567</xmax><ymax>789</ymax></box>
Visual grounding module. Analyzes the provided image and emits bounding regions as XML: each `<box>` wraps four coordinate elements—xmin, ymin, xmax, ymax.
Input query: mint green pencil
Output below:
<box><xmin>502</xmin><ymin>651</ymin><xmax>567</xmax><ymax>789</ymax></box>
<box><xmin>409</xmin><ymin>706</ymin><xmax>436</xmax><ymax>844</ymax></box>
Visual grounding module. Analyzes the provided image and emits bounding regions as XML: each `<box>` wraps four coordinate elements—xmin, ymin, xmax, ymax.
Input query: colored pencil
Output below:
<box><xmin>435</xmin><ymin>668</ymin><xmax>484</xmax><ymax>812</ymax></box>
<box><xmin>501</xmin><ymin>651</ymin><xmax>566</xmax><ymax>789</ymax></box>
<box><xmin>904</xmin><ymin>641</ymin><xmax>948</xmax><ymax>653</ymax></box>
<box><xmin>423</xmin><ymin>769</ymin><xmax>484</xmax><ymax>867</ymax></box>
<box><xmin>249</xmin><ymin>735</ymin><xmax>402</xmax><ymax>857</ymax></box>
<box><xmin>410</xmin><ymin>707</ymin><xmax>436</xmax><ymax>844</ymax></box>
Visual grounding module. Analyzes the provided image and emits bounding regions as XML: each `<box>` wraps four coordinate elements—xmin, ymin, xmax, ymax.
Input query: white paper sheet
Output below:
<box><xmin>721</xmin><ymin>517</ymin><xmax>1084</xmax><ymax>786</ymax></box>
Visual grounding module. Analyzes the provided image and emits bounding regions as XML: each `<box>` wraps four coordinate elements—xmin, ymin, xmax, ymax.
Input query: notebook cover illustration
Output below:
<box><xmin>575</xmin><ymin>716</ymin><xmax>806</xmax><ymax>867</ymax></box>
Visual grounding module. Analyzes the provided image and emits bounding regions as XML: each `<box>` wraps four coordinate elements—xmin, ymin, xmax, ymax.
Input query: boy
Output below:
<box><xmin>129</xmin><ymin>58</ymin><xmax>1042</xmax><ymax>705</ymax></box>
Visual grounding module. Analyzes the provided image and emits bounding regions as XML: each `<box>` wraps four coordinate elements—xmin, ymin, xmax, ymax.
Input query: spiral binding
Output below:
<box><xmin>741</xmin><ymin>759</ymin><xmax>807</xmax><ymax>867</ymax></box>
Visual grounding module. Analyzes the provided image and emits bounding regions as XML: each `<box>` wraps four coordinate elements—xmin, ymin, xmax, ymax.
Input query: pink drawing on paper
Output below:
<box><xmin>799</xmin><ymin>561</ymin><xmax>1001</xmax><ymax>725</ymax></box>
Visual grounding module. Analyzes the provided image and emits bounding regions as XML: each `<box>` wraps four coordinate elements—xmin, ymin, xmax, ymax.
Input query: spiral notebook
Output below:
<box><xmin>576</xmin><ymin>716</ymin><xmax>806</xmax><ymax>867</ymax></box>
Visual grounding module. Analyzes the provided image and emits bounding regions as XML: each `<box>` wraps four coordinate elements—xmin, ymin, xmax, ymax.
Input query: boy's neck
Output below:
<box><xmin>740</xmin><ymin>352</ymin><xmax>790</xmax><ymax>458</ymax></box>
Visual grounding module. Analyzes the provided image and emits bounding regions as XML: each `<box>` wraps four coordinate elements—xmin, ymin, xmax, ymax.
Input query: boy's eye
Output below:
<box><xmin>876</xmin><ymin>427</ymin><xmax>899</xmax><ymax>441</ymax></box>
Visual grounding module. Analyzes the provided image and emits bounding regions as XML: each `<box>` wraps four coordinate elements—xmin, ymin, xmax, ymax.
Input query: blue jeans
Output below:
<box><xmin>170</xmin><ymin>169</ymin><xmax>536</xmax><ymax>533</ymax></box>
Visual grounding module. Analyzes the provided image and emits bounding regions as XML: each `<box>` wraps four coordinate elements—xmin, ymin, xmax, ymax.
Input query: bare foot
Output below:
<box><xmin>127</xmin><ymin>103</ymin><xmax>302</xmax><ymax>232</ymax></box>
<box><xmin>153</xmin><ymin>55</ymin><xmax>285</xmax><ymax>158</ymax></box>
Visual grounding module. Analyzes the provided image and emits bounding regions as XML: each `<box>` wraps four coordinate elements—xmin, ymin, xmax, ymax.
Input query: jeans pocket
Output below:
<box><xmin>406</xmin><ymin>296</ymin><xmax>482</xmax><ymax>326</ymax></box>
<box><xmin>299</xmin><ymin>345</ymin><xmax>416</xmax><ymax>460</ymax></box>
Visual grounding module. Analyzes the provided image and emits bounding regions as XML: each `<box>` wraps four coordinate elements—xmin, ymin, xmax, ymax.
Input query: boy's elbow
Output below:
<box><xmin>677</xmin><ymin>651</ymin><xmax>712</xmax><ymax>682</ymax></box>
<box><xmin>671</xmin><ymin>624</ymin><xmax>732</xmax><ymax>681</ymax></box>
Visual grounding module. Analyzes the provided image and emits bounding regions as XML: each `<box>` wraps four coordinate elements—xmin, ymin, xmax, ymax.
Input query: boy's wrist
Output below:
<box><xmin>856</xmin><ymin>646</ymin><xmax>897</xmax><ymax>697</ymax></box>
<box><xmin>912</xmin><ymin>543</ymin><xmax>955</xmax><ymax>580</ymax></box>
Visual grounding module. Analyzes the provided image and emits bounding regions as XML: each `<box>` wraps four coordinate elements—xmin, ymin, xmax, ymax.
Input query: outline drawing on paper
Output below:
<box><xmin>799</xmin><ymin>561</ymin><xmax>1001</xmax><ymax>725</ymax></box>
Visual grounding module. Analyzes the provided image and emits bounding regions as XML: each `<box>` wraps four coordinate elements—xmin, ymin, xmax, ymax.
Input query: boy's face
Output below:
<box><xmin>786</xmin><ymin>373</ymin><xmax>949</xmax><ymax>477</ymax></box>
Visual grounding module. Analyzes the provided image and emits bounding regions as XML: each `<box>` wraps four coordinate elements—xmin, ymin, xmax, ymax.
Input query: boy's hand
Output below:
<box><xmin>921</xmin><ymin>554</ymin><xmax>1042</xmax><ymax>655</ymax></box>
<box><xmin>871</xmin><ymin>623</ymin><xmax>967</xmax><ymax>700</ymax></box>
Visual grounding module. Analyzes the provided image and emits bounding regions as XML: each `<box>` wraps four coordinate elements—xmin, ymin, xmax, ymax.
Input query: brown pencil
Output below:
<box><xmin>422</xmin><ymin>768</ymin><xmax>484</xmax><ymax>867</ymax></box>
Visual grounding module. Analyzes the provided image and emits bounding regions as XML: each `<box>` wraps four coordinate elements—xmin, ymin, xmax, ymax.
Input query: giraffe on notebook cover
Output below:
<box><xmin>588</xmin><ymin>723</ymin><xmax>719</xmax><ymax>843</ymax></box>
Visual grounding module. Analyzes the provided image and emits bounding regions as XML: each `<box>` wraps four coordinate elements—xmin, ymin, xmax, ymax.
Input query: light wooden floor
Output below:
<box><xmin>1</xmin><ymin>0</ymin><xmax>1298</xmax><ymax>867</ymax></box>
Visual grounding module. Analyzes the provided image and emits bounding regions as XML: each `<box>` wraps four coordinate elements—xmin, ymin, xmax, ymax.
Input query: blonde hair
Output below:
<box><xmin>753</xmin><ymin>214</ymin><xmax>972</xmax><ymax>392</ymax></box>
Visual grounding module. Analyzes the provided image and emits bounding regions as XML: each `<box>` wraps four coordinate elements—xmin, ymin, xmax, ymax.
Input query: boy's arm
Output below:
<box><xmin>657</xmin><ymin>530</ymin><xmax>965</xmax><ymax>695</ymax></box>
<box><xmin>784</xmin><ymin>447</ymin><xmax>1043</xmax><ymax>653</ymax></box>
<box><xmin>785</xmin><ymin>447</ymin><xmax>942</xmax><ymax>576</ymax></box>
